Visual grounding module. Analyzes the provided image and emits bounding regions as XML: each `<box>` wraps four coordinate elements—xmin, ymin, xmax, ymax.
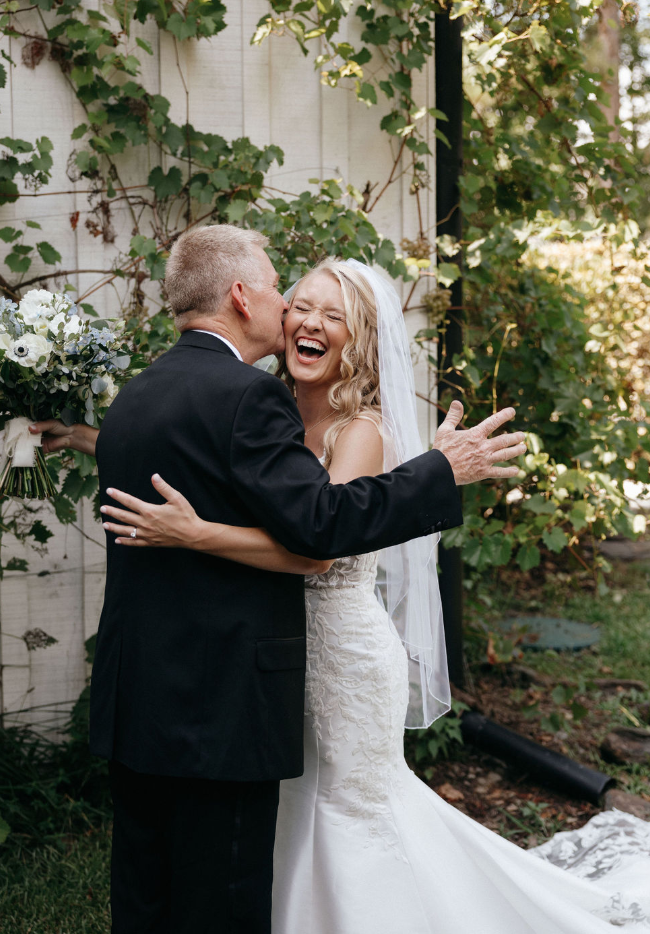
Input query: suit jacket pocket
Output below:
<box><xmin>256</xmin><ymin>637</ymin><xmax>306</xmax><ymax>672</ymax></box>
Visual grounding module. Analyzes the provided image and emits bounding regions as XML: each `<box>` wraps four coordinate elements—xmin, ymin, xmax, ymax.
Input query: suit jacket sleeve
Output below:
<box><xmin>229</xmin><ymin>374</ymin><xmax>463</xmax><ymax>560</ymax></box>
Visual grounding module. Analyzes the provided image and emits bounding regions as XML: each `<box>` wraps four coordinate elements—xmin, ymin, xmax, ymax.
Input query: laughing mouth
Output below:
<box><xmin>296</xmin><ymin>338</ymin><xmax>327</xmax><ymax>361</ymax></box>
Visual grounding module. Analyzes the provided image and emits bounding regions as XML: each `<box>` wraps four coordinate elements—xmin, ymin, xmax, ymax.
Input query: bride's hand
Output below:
<box><xmin>29</xmin><ymin>419</ymin><xmax>99</xmax><ymax>457</ymax></box>
<box><xmin>100</xmin><ymin>474</ymin><xmax>208</xmax><ymax>549</ymax></box>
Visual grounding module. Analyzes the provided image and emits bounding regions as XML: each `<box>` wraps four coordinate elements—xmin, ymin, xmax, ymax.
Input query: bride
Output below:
<box><xmin>57</xmin><ymin>259</ymin><xmax>650</xmax><ymax>931</ymax></box>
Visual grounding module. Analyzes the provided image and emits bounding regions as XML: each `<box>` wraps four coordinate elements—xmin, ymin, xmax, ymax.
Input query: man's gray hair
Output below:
<box><xmin>165</xmin><ymin>224</ymin><xmax>270</xmax><ymax>322</ymax></box>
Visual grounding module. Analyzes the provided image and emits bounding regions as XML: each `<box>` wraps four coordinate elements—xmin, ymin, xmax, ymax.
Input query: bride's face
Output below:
<box><xmin>284</xmin><ymin>272</ymin><xmax>350</xmax><ymax>389</ymax></box>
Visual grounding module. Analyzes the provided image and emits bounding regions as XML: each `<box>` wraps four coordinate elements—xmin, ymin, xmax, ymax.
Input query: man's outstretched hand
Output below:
<box><xmin>433</xmin><ymin>401</ymin><xmax>526</xmax><ymax>486</ymax></box>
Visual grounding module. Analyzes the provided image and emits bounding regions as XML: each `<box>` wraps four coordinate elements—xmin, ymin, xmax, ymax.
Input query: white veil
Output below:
<box><xmin>286</xmin><ymin>258</ymin><xmax>450</xmax><ymax>728</ymax></box>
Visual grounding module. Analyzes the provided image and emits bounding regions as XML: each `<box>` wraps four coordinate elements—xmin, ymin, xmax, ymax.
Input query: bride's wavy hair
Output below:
<box><xmin>276</xmin><ymin>258</ymin><xmax>382</xmax><ymax>469</ymax></box>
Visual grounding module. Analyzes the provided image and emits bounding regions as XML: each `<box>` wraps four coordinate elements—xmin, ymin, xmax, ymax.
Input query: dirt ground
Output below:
<box><xmin>406</xmin><ymin>554</ymin><xmax>650</xmax><ymax>847</ymax></box>
<box><xmin>412</xmin><ymin>670</ymin><xmax>602</xmax><ymax>848</ymax></box>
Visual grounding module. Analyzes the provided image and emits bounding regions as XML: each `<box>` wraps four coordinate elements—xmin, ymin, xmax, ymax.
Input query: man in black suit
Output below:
<box><xmin>39</xmin><ymin>224</ymin><xmax>522</xmax><ymax>934</ymax></box>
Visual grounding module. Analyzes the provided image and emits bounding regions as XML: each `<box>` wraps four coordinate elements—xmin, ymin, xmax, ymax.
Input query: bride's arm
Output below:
<box><xmin>101</xmin><ymin>478</ymin><xmax>330</xmax><ymax>575</ymax></box>
<box><xmin>101</xmin><ymin>417</ymin><xmax>384</xmax><ymax>575</ymax></box>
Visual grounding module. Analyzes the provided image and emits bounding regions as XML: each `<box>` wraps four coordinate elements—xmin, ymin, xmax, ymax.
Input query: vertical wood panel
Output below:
<box><xmin>0</xmin><ymin>0</ymin><xmax>437</xmax><ymax>727</ymax></box>
<box><xmin>241</xmin><ymin>0</ymin><xmax>272</xmax><ymax>148</ymax></box>
<box><xmin>266</xmin><ymin>31</ymin><xmax>322</xmax><ymax>190</ymax></box>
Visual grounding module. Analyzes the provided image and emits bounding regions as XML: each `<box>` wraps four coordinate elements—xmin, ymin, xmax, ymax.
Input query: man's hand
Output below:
<box><xmin>433</xmin><ymin>401</ymin><xmax>526</xmax><ymax>486</ymax></box>
<box><xmin>29</xmin><ymin>420</ymin><xmax>98</xmax><ymax>457</ymax></box>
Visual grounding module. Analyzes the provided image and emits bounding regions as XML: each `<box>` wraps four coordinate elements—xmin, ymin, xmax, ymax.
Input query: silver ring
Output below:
<box><xmin>130</xmin><ymin>528</ymin><xmax>137</xmax><ymax>539</ymax></box>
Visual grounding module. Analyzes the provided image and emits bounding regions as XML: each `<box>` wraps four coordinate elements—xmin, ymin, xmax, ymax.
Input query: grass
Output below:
<box><xmin>474</xmin><ymin>560</ymin><xmax>650</xmax><ymax>686</ymax></box>
<box><xmin>0</xmin><ymin>830</ymin><xmax>111</xmax><ymax>934</ymax></box>
<box><xmin>465</xmin><ymin>557</ymin><xmax>650</xmax><ymax>801</ymax></box>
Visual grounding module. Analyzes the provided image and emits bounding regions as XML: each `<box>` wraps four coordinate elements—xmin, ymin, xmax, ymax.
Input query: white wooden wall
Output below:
<box><xmin>0</xmin><ymin>1</ymin><xmax>437</xmax><ymax>734</ymax></box>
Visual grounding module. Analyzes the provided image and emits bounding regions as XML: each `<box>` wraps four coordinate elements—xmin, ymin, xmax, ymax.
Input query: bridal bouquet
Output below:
<box><xmin>0</xmin><ymin>289</ymin><xmax>130</xmax><ymax>500</ymax></box>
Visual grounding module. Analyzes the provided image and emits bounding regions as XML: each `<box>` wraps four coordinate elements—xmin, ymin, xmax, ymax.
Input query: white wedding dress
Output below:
<box><xmin>272</xmin><ymin>552</ymin><xmax>650</xmax><ymax>933</ymax></box>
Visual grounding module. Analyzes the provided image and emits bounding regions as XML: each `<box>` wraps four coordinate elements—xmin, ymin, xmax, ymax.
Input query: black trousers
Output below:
<box><xmin>108</xmin><ymin>761</ymin><xmax>280</xmax><ymax>934</ymax></box>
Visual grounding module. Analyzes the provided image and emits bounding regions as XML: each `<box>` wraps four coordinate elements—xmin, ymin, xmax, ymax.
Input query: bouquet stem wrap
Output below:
<box><xmin>0</xmin><ymin>417</ymin><xmax>55</xmax><ymax>500</ymax></box>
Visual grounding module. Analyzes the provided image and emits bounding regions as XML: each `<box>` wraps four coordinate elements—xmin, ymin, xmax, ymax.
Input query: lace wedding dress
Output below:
<box><xmin>272</xmin><ymin>553</ymin><xmax>650</xmax><ymax>933</ymax></box>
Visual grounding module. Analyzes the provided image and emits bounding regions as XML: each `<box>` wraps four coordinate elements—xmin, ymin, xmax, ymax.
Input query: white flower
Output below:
<box><xmin>33</xmin><ymin>317</ymin><xmax>51</xmax><ymax>337</ymax></box>
<box><xmin>0</xmin><ymin>332</ymin><xmax>12</xmax><ymax>352</ymax></box>
<box><xmin>48</xmin><ymin>312</ymin><xmax>67</xmax><ymax>334</ymax></box>
<box><xmin>19</xmin><ymin>289</ymin><xmax>56</xmax><ymax>326</ymax></box>
<box><xmin>6</xmin><ymin>333</ymin><xmax>53</xmax><ymax>370</ymax></box>
<box><xmin>64</xmin><ymin>314</ymin><xmax>82</xmax><ymax>337</ymax></box>
<box><xmin>49</xmin><ymin>312</ymin><xmax>83</xmax><ymax>339</ymax></box>
<box><xmin>98</xmin><ymin>374</ymin><xmax>118</xmax><ymax>407</ymax></box>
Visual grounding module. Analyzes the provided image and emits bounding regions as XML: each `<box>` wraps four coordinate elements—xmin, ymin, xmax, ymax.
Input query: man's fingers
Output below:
<box><xmin>438</xmin><ymin>400</ymin><xmax>464</xmax><ymax>431</ymax></box>
<box><xmin>490</xmin><ymin>442</ymin><xmax>527</xmax><ymax>463</ymax></box>
<box><xmin>477</xmin><ymin>407</ymin><xmax>516</xmax><ymax>438</ymax></box>
<box><xmin>487</xmin><ymin>465</ymin><xmax>521</xmax><ymax>479</ymax></box>
<box><xmin>488</xmin><ymin>431</ymin><xmax>526</xmax><ymax>452</ymax></box>
<box><xmin>100</xmin><ymin>504</ymin><xmax>142</xmax><ymax>525</ymax></box>
<box><xmin>104</xmin><ymin>487</ymin><xmax>147</xmax><ymax>514</ymax></box>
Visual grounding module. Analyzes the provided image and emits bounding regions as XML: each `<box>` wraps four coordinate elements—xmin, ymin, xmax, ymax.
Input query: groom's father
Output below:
<box><xmin>81</xmin><ymin>225</ymin><xmax>522</xmax><ymax>934</ymax></box>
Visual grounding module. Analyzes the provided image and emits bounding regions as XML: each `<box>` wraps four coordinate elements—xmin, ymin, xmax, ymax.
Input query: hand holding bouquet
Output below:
<box><xmin>0</xmin><ymin>289</ymin><xmax>130</xmax><ymax>499</ymax></box>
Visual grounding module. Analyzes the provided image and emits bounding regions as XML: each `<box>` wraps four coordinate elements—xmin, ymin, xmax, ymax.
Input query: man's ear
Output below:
<box><xmin>230</xmin><ymin>281</ymin><xmax>252</xmax><ymax>322</ymax></box>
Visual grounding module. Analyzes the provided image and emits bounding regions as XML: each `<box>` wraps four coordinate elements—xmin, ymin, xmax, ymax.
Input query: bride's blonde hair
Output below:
<box><xmin>277</xmin><ymin>258</ymin><xmax>382</xmax><ymax>469</ymax></box>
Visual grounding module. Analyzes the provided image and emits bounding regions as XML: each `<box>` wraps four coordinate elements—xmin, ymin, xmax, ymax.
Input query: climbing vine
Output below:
<box><xmin>0</xmin><ymin>0</ymin><xmax>647</xmax><ymax>580</ymax></box>
<box><xmin>254</xmin><ymin>0</ymin><xmax>650</xmax><ymax>578</ymax></box>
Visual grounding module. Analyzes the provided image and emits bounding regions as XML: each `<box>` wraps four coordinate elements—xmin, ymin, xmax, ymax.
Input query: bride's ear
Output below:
<box><xmin>230</xmin><ymin>281</ymin><xmax>252</xmax><ymax>322</ymax></box>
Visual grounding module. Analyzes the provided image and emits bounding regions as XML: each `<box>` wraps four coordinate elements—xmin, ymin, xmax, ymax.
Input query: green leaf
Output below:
<box><xmin>29</xmin><ymin>519</ymin><xmax>53</xmax><ymax>544</ymax></box>
<box><xmin>36</xmin><ymin>241</ymin><xmax>62</xmax><ymax>265</ymax></box>
<box><xmin>61</xmin><ymin>469</ymin><xmax>98</xmax><ymax>502</ymax></box>
<box><xmin>437</xmin><ymin>262</ymin><xmax>461</xmax><ymax>287</ymax></box>
<box><xmin>392</xmin><ymin>71</ymin><xmax>412</xmax><ymax>92</ymax></box>
<box><xmin>0</xmin><ymin>179</ymin><xmax>19</xmax><ymax>205</ymax></box>
<box><xmin>524</xmin><ymin>493</ymin><xmax>556</xmax><ymax>515</ymax></box>
<box><xmin>551</xmin><ymin>684</ymin><xmax>567</xmax><ymax>705</ymax></box>
<box><xmin>569</xmin><ymin>500</ymin><xmax>592</xmax><ymax>532</ymax></box>
<box><xmin>136</xmin><ymin>37</ymin><xmax>154</xmax><ymax>55</ymax></box>
<box><xmin>313</xmin><ymin>202</ymin><xmax>333</xmax><ymax>224</ymax></box>
<box><xmin>0</xmin><ymin>137</ymin><xmax>34</xmax><ymax>153</ymax></box>
<box><xmin>463</xmin><ymin>537</ymin><xmax>482</xmax><ymax>567</ymax></box>
<box><xmin>70</xmin><ymin>65</ymin><xmax>95</xmax><ymax>87</ymax></box>
<box><xmin>148</xmin><ymin>165</ymin><xmax>183</xmax><ymax>200</ymax></box>
<box><xmin>5</xmin><ymin>252</ymin><xmax>31</xmax><ymax>273</ymax></box>
<box><xmin>357</xmin><ymin>82</ymin><xmax>377</xmax><ymax>105</ymax></box>
<box><xmin>226</xmin><ymin>199</ymin><xmax>249</xmax><ymax>223</ymax></box>
<box><xmin>0</xmin><ymin>226</ymin><xmax>20</xmax><ymax>242</ymax></box>
<box><xmin>542</xmin><ymin>527</ymin><xmax>568</xmax><ymax>554</ymax></box>
<box><xmin>571</xmin><ymin>702</ymin><xmax>589</xmax><ymax>723</ymax></box>
<box><xmin>516</xmin><ymin>544</ymin><xmax>541</xmax><ymax>571</ymax></box>
<box><xmin>53</xmin><ymin>494</ymin><xmax>77</xmax><ymax>524</ymax></box>
<box><xmin>25</xmin><ymin>220</ymin><xmax>41</xmax><ymax>229</ymax></box>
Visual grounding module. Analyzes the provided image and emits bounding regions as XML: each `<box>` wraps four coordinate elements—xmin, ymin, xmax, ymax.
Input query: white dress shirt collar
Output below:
<box><xmin>190</xmin><ymin>330</ymin><xmax>243</xmax><ymax>362</ymax></box>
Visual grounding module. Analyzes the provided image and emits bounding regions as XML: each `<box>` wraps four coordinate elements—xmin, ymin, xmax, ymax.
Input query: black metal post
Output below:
<box><xmin>435</xmin><ymin>11</ymin><xmax>465</xmax><ymax>688</ymax></box>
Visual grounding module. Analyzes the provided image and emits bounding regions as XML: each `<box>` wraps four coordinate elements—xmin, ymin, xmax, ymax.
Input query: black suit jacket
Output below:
<box><xmin>90</xmin><ymin>331</ymin><xmax>462</xmax><ymax>781</ymax></box>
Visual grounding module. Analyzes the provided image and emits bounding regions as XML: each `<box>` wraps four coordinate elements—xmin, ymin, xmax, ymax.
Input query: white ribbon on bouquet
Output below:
<box><xmin>0</xmin><ymin>417</ymin><xmax>42</xmax><ymax>474</ymax></box>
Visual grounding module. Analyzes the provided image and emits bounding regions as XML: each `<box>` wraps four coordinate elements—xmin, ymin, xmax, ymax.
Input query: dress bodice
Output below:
<box><xmin>305</xmin><ymin>552</ymin><xmax>379</xmax><ymax>593</ymax></box>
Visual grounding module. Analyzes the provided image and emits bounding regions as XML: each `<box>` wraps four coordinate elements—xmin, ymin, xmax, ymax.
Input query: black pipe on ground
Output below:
<box><xmin>461</xmin><ymin>711</ymin><xmax>614</xmax><ymax>805</ymax></box>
